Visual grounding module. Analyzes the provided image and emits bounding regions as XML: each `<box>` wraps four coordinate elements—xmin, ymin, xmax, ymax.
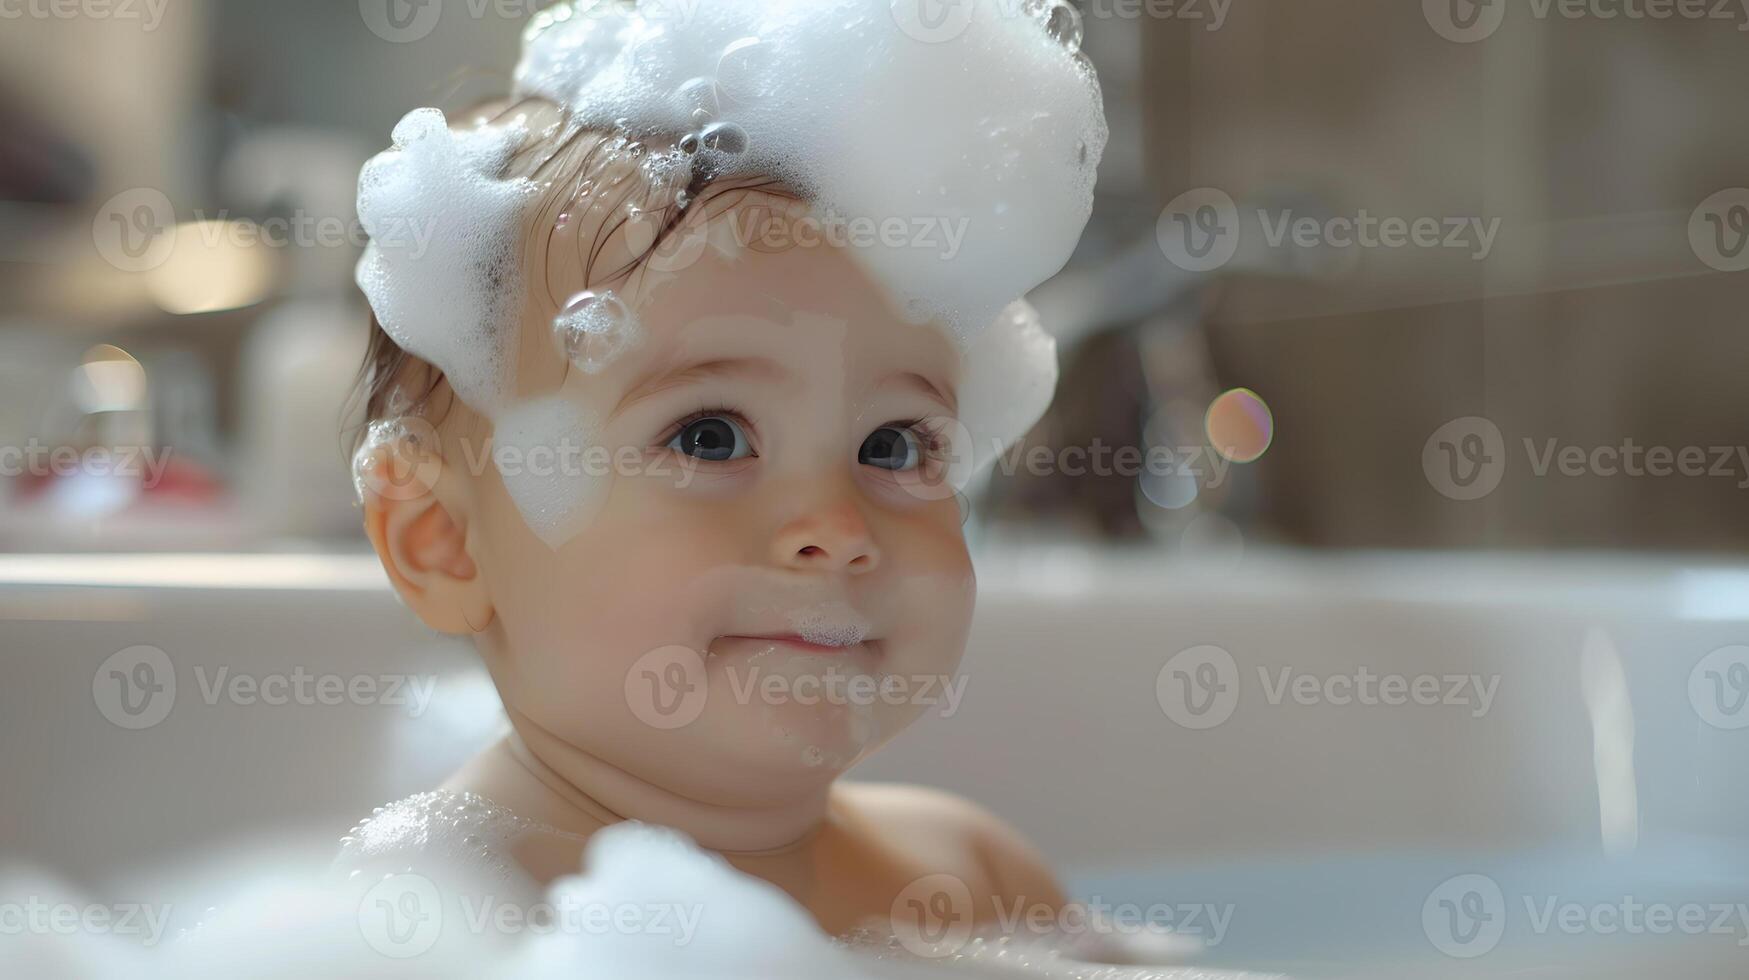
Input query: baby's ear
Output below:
<box><xmin>358</xmin><ymin>429</ymin><xmax>494</xmax><ymax>635</ymax></box>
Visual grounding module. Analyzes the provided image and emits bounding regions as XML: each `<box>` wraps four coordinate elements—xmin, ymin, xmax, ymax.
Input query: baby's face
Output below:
<box><xmin>467</xmin><ymin>204</ymin><xmax>976</xmax><ymax>803</ymax></box>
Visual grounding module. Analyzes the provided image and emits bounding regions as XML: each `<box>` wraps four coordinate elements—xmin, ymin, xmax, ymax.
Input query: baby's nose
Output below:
<box><xmin>771</xmin><ymin>499</ymin><xmax>881</xmax><ymax>574</ymax></box>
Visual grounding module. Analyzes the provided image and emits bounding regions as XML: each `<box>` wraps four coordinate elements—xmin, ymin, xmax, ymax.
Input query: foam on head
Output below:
<box><xmin>515</xmin><ymin>0</ymin><xmax>1106</xmax><ymax>342</ymax></box>
<box><xmin>353</xmin><ymin>0</ymin><xmax>1105</xmax><ymax>545</ymax></box>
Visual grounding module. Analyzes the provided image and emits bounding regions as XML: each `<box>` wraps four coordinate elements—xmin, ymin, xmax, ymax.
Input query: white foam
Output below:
<box><xmin>491</xmin><ymin>395</ymin><xmax>609</xmax><ymax>549</ymax></box>
<box><xmin>958</xmin><ymin>299</ymin><xmax>1059</xmax><ymax>476</ymax></box>
<box><xmin>514</xmin><ymin>0</ymin><xmax>1106</xmax><ymax>343</ymax></box>
<box><xmin>356</xmin><ymin>109</ymin><xmax>539</xmax><ymax>416</ymax></box>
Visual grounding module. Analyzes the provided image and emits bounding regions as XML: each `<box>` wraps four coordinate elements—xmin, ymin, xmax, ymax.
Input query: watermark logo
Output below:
<box><xmin>0</xmin><ymin>0</ymin><xmax>170</xmax><ymax>30</ymax></box>
<box><xmin>1426</xmin><ymin>417</ymin><xmax>1749</xmax><ymax>501</ymax></box>
<box><xmin>1157</xmin><ymin>188</ymin><xmax>1241</xmax><ymax>273</ymax></box>
<box><xmin>1690</xmin><ymin>189</ymin><xmax>1749</xmax><ymax>273</ymax></box>
<box><xmin>1423</xmin><ymin>874</ymin><xmax>1507</xmax><ymax>958</ymax></box>
<box><xmin>1423</xmin><ymin>417</ymin><xmax>1507</xmax><ymax>501</ymax></box>
<box><xmin>1157</xmin><ymin>646</ymin><xmax>1501</xmax><ymax>730</ymax></box>
<box><xmin>355</xmin><ymin>416</ymin><xmax>444</xmax><ymax>503</ymax></box>
<box><xmin>359</xmin><ymin>873</ymin><xmax>444</xmax><ymax>958</ymax></box>
<box><xmin>0</xmin><ymin>898</ymin><xmax>173</xmax><ymax>947</ymax></box>
<box><xmin>625</xmin><ymin>645</ymin><xmax>710</xmax><ymax>730</ymax></box>
<box><xmin>889</xmin><ymin>0</ymin><xmax>978</xmax><ymax>43</ymax></box>
<box><xmin>92</xmin><ymin>188</ymin><xmax>176</xmax><ymax>273</ymax></box>
<box><xmin>1690</xmin><ymin>645</ymin><xmax>1749</xmax><ymax>730</ymax></box>
<box><xmin>890</xmin><ymin>874</ymin><xmax>976</xmax><ymax>956</ymax></box>
<box><xmin>1425</xmin><ymin>873</ymin><xmax>1749</xmax><ymax>957</ymax></box>
<box><xmin>1158</xmin><ymin>189</ymin><xmax>1500</xmax><ymax>272</ymax></box>
<box><xmin>1424</xmin><ymin>0</ymin><xmax>1507</xmax><ymax>42</ymax></box>
<box><xmin>1155</xmin><ymin>645</ymin><xmax>1240</xmax><ymax>730</ymax></box>
<box><xmin>93</xmin><ymin>647</ymin><xmax>436</xmax><ymax>730</ymax></box>
<box><xmin>93</xmin><ymin>645</ymin><xmax>176</xmax><ymax>730</ymax></box>
<box><xmin>360</xmin><ymin>0</ymin><xmax>442</xmax><ymax>42</ymax></box>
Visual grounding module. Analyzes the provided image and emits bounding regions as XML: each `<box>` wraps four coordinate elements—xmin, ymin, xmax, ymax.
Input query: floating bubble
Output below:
<box><xmin>552</xmin><ymin>289</ymin><xmax>643</xmax><ymax>374</ymax></box>
<box><xmin>1205</xmin><ymin>388</ymin><xmax>1274</xmax><ymax>464</ymax></box>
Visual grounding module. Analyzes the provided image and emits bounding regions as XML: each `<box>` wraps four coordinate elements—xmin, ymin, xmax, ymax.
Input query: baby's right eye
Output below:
<box><xmin>667</xmin><ymin>415</ymin><xmax>754</xmax><ymax>462</ymax></box>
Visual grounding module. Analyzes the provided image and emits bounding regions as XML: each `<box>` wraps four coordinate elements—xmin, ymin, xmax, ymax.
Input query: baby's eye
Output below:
<box><xmin>668</xmin><ymin>416</ymin><xmax>753</xmax><ymax>462</ymax></box>
<box><xmin>859</xmin><ymin>426</ymin><xmax>925</xmax><ymax>471</ymax></box>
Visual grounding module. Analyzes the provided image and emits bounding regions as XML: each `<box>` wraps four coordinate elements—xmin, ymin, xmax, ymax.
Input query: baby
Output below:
<box><xmin>342</xmin><ymin>0</ymin><xmax>1112</xmax><ymax>963</ymax></box>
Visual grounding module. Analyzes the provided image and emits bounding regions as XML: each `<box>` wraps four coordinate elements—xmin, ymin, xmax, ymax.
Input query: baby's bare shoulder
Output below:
<box><xmin>836</xmin><ymin>782</ymin><xmax>1067</xmax><ymax>912</ymax></box>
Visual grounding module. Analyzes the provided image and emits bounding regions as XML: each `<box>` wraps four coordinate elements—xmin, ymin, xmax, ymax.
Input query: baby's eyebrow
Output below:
<box><xmin>890</xmin><ymin>371</ymin><xmax>957</xmax><ymax>415</ymax></box>
<box><xmin>611</xmin><ymin>357</ymin><xmax>787</xmax><ymax>419</ymax></box>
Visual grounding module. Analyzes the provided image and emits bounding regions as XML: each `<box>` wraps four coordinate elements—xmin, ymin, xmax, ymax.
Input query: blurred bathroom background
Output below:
<box><xmin>3</xmin><ymin>0</ymin><xmax>1744</xmax><ymax>555</ymax></box>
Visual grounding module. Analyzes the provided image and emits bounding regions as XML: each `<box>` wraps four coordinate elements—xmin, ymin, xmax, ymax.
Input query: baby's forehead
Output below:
<box><xmin>629</xmin><ymin>239</ymin><xmax>960</xmax><ymax>375</ymax></box>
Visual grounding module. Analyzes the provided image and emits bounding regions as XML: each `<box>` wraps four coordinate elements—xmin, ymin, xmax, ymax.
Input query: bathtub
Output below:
<box><xmin>2</xmin><ymin>547</ymin><xmax>1746</xmax><ymax>977</ymax></box>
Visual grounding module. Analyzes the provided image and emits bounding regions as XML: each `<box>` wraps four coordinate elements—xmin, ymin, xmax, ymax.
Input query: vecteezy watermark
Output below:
<box><xmin>1423</xmin><ymin>417</ymin><xmax>1749</xmax><ymax>502</ymax></box>
<box><xmin>888</xmin><ymin>875</ymin><xmax>1234</xmax><ymax>958</ymax></box>
<box><xmin>357</xmin><ymin>872</ymin><xmax>704</xmax><ymax>958</ymax></box>
<box><xmin>1426</xmin><ymin>0</ymin><xmax>1749</xmax><ymax>43</ymax></box>
<box><xmin>1690</xmin><ymin>646</ymin><xmax>1749</xmax><ymax>730</ymax></box>
<box><xmin>889</xmin><ymin>0</ymin><xmax>1231</xmax><ymax>45</ymax></box>
<box><xmin>91</xmin><ymin>193</ymin><xmax>442</xmax><ymax>273</ymax></box>
<box><xmin>1690</xmin><ymin>189</ymin><xmax>1749</xmax><ymax>273</ymax></box>
<box><xmin>91</xmin><ymin>645</ymin><xmax>438</xmax><ymax>730</ymax></box>
<box><xmin>730</xmin><ymin>204</ymin><xmax>971</xmax><ymax>260</ymax></box>
<box><xmin>92</xmin><ymin>188</ymin><xmax>176</xmax><ymax>273</ymax></box>
<box><xmin>0</xmin><ymin>442</ymin><xmax>174</xmax><ymax>487</ymax></box>
<box><xmin>0</xmin><ymin>898</ymin><xmax>173</xmax><ymax>948</ymax></box>
<box><xmin>360</xmin><ymin>0</ymin><xmax>702</xmax><ymax>44</ymax></box>
<box><xmin>1155</xmin><ymin>645</ymin><xmax>1500</xmax><ymax>730</ymax></box>
<box><xmin>1156</xmin><ymin>188</ymin><xmax>1501</xmax><ymax>273</ymax></box>
<box><xmin>0</xmin><ymin>0</ymin><xmax>170</xmax><ymax>30</ymax></box>
<box><xmin>622</xmin><ymin>645</ymin><xmax>967</xmax><ymax>731</ymax></box>
<box><xmin>1423</xmin><ymin>873</ymin><xmax>1749</xmax><ymax>958</ymax></box>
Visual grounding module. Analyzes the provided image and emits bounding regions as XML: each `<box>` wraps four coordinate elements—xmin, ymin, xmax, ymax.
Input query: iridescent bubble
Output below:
<box><xmin>1205</xmin><ymin>388</ymin><xmax>1273</xmax><ymax>464</ymax></box>
<box><xmin>552</xmin><ymin>290</ymin><xmax>643</xmax><ymax>374</ymax></box>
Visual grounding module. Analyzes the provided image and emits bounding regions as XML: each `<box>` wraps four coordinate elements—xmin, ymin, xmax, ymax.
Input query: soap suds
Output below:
<box><xmin>514</xmin><ymin>0</ymin><xmax>1106</xmax><ymax>343</ymax></box>
<box><xmin>356</xmin><ymin>109</ymin><xmax>539</xmax><ymax>417</ymax></box>
<box><xmin>491</xmin><ymin>394</ymin><xmax>609</xmax><ymax>549</ymax></box>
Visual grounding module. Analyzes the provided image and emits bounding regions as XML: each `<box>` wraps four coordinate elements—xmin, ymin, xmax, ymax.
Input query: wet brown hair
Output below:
<box><xmin>347</xmin><ymin>95</ymin><xmax>801</xmax><ymax>450</ymax></box>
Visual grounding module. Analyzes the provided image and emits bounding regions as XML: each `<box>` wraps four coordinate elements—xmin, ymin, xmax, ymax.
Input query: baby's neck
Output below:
<box><xmin>487</xmin><ymin>714</ymin><xmax>832</xmax><ymax>855</ymax></box>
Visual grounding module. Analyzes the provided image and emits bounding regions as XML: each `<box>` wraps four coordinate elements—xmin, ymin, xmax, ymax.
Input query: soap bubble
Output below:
<box><xmin>1205</xmin><ymin>388</ymin><xmax>1274</xmax><ymax>464</ymax></box>
<box><xmin>552</xmin><ymin>290</ymin><xmax>643</xmax><ymax>374</ymax></box>
<box><xmin>700</xmin><ymin>121</ymin><xmax>750</xmax><ymax>155</ymax></box>
<box><xmin>716</xmin><ymin>36</ymin><xmax>774</xmax><ymax>105</ymax></box>
<box><xmin>674</xmin><ymin>76</ymin><xmax>721</xmax><ymax>124</ymax></box>
<box><xmin>1044</xmin><ymin>2</ymin><xmax>1083</xmax><ymax>50</ymax></box>
<box><xmin>677</xmin><ymin>132</ymin><xmax>701</xmax><ymax>155</ymax></box>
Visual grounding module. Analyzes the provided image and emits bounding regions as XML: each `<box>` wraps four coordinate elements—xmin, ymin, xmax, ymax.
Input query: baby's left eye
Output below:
<box><xmin>860</xmin><ymin>426</ymin><xmax>924</xmax><ymax>471</ymax></box>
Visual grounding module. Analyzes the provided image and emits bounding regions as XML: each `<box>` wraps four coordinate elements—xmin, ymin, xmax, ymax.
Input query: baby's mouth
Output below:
<box><xmin>712</xmin><ymin>633</ymin><xmax>878</xmax><ymax>657</ymax></box>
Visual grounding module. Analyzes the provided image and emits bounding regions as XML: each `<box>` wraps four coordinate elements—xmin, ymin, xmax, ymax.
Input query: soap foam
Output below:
<box><xmin>514</xmin><ymin>0</ymin><xmax>1107</xmax><ymax>343</ymax></box>
<box><xmin>356</xmin><ymin>109</ymin><xmax>539</xmax><ymax>417</ymax></box>
<box><xmin>491</xmin><ymin>394</ymin><xmax>609</xmax><ymax>549</ymax></box>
